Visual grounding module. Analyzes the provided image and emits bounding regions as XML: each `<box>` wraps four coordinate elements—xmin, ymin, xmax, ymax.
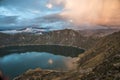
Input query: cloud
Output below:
<box><xmin>0</xmin><ymin>0</ymin><xmax>65</xmax><ymax>29</ymax></box>
<box><xmin>58</xmin><ymin>0</ymin><xmax>120</xmax><ymax>26</ymax></box>
<box><xmin>0</xmin><ymin>0</ymin><xmax>63</xmax><ymax>12</ymax></box>
<box><xmin>0</xmin><ymin>0</ymin><xmax>63</xmax><ymax>19</ymax></box>
<box><xmin>1</xmin><ymin>0</ymin><xmax>45</xmax><ymax>9</ymax></box>
<box><xmin>0</xmin><ymin>15</ymin><xmax>18</xmax><ymax>24</ymax></box>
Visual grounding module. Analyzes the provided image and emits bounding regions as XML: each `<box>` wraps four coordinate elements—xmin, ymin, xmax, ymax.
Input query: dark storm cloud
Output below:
<box><xmin>0</xmin><ymin>0</ymin><xmax>64</xmax><ymax>30</ymax></box>
<box><xmin>0</xmin><ymin>0</ymin><xmax>63</xmax><ymax>20</ymax></box>
<box><xmin>1</xmin><ymin>0</ymin><xmax>45</xmax><ymax>7</ymax></box>
<box><xmin>0</xmin><ymin>0</ymin><xmax>2</xmax><ymax>2</ymax></box>
<box><xmin>0</xmin><ymin>0</ymin><xmax>62</xmax><ymax>11</ymax></box>
<box><xmin>0</xmin><ymin>15</ymin><xmax>18</xmax><ymax>24</ymax></box>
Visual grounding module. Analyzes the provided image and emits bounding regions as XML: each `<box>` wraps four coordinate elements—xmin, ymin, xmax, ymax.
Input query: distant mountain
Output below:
<box><xmin>0</xmin><ymin>29</ymin><xmax>99</xmax><ymax>49</ymax></box>
<box><xmin>0</xmin><ymin>26</ymin><xmax>50</xmax><ymax>34</ymax></box>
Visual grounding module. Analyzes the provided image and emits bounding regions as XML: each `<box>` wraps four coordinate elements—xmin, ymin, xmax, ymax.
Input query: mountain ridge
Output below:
<box><xmin>0</xmin><ymin>29</ymin><xmax>99</xmax><ymax>49</ymax></box>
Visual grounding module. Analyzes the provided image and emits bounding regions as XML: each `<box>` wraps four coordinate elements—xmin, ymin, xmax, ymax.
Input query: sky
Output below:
<box><xmin>0</xmin><ymin>0</ymin><xmax>67</xmax><ymax>30</ymax></box>
<box><xmin>0</xmin><ymin>0</ymin><xmax>120</xmax><ymax>31</ymax></box>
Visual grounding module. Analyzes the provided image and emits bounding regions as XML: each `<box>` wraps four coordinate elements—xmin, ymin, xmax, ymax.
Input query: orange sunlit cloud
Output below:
<box><xmin>53</xmin><ymin>0</ymin><xmax>120</xmax><ymax>26</ymax></box>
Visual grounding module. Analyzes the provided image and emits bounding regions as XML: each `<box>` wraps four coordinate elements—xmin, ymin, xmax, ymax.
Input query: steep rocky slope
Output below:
<box><xmin>79</xmin><ymin>31</ymin><xmax>120</xmax><ymax>80</ymax></box>
<box><xmin>13</xmin><ymin>31</ymin><xmax>120</xmax><ymax>80</ymax></box>
<box><xmin>81</xmin><ymin>52</ymin><xmax>120</xmax><ymax>80</ymax></box>
<box><xmin>78</xmin><ymin>31</ymin><xmax>120</xmax><ymax>69</ymax></box>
